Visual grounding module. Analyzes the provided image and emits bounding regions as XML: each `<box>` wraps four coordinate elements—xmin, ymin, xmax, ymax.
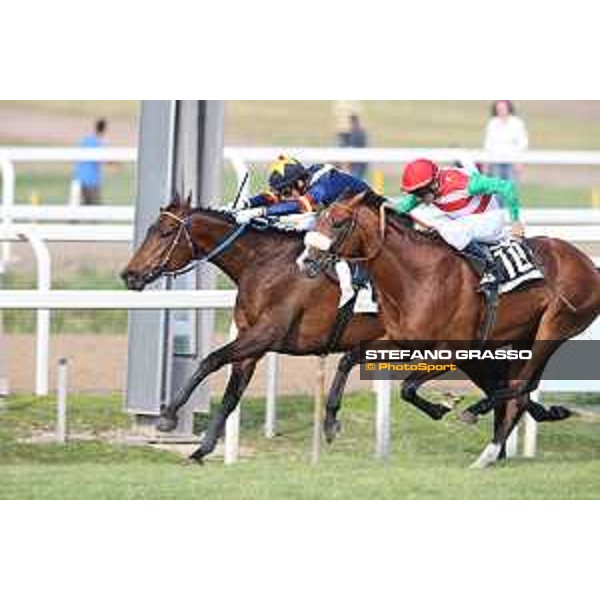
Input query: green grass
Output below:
<box><xmin>1</xmin><ymin>391</ymin><xmax>600</xmax><ymax>499</ymax></box>
<box><xmin>12</xmin><ymin>163</ymin><xmax>135</xmax><ymax>205</ymax></box>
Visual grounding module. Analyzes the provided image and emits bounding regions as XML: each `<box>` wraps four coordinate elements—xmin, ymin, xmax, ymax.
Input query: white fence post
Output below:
<box><xmin>311</xmin><ymin>356</ymin><xmax>326</xmax><ymax>465</ymax></box>
<box><xmin>375</xmin><ymin>378</ymin><xmax>392</xmax><ymax>460</ymax></box>
<box><xmin>265</xmin><ymin>352</ymin><xmax>278</xmax><ymax>439</ymax></box>
<box><xmin>0</xmin><ymin>156</ymin><xmax>15</xmax><ymax>263</ymax></box>
<box><xmin>506</xmin><ymin>425</ymin><xmax>519</xmax><ymax>458</ymax></box>
<box><xmin>524</xmin><ymin>389</ymin><xmax>541</xmax><ymax>458</ymax></box>
<box><xmin>69</xmin><ymin>180</ymin><xmax>81</xmax><ymax>208</ymax></box>
<box><xmin>56</xmin><ymin>358</ymin><xmax>68</xmax><ymax>443</ymax></box>
<box><xmin>18</xmin><ymin>230</ymin><xmax>51</xmax><ymax>397</ymax></box>
<box><xmin>224</xmin><ymin>321</ymin><xmax>240</xmax><ymax>465</ymax></box>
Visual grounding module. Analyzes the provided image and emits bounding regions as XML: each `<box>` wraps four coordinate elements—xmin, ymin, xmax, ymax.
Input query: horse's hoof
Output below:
<box><xmin>470</xmin><ymin>443</ymin><xmax>501</xmax><ymax>469</ymax></box>
<box><xmin>548</xmin><ymin>406</ymin><xmax>573</xmax><ymax>421</ymax></box>
<box><xmin>157</xmin><ymin>414</ymin><xmax>178</xmax><ymax>433</ymax></box>
<box><xmin>188</xmin><ymin>451</ymin><xmax>205</xmax><ymax>465</ymax></box>
<box><xmin>459</xmin><ymin>410</ymin><xmax>478</xmax><ymax>425</ymax></box>
<box><xmin>431</xmin><ymin>406</ymin><xmax>451</xmax><ymax>421</ymax></box>
<box><xmin>324</xmin><ymin>420</ymin><xmax>342</xmax><ymax>444</ymax></box>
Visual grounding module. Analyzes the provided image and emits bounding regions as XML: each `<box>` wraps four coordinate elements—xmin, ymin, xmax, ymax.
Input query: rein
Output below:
<box><xmin>157</xmin><ymin>210</ymin><xmax>248</xmax><ymax>278</ymax></box>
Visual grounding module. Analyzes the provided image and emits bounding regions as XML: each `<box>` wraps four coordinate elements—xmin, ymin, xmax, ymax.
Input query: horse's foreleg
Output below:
<box><xmin>493</xmin><ymin>399</ymin><xmax>510</xmax><ymax>461</ymax></box>
<box><xmin>471</xmin><ymin>317</ymin><xmax>568</xmax><ymax>468</ymax></box>
<box><xmin>189</xmin><ymin>358</ymin><xmax>258</xmax><ymax>462</ymax></box>
<box><xmin>158</xmin><ymin>324</ymin><xmax>278</xmax><ymax>431</ymax></box>
<box><xmin>471</xmin><ymin>394</ymin><xmax>528</xmax><ymax>469</ymax></box>
<box><xmin>324</xmin><ymin>349</ymin><xmax>359</xmax><ymax>443</ymax></box>
<box><xmin>400</xmin><ymin>371</ymin><xmax>453</xmax><ymax>421</ymax></box>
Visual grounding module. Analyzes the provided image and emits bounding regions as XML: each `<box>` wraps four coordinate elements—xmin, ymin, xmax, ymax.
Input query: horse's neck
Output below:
<box><xmin>365</xmin><ymin>212</ymin><xmax>461</xmax><ymax>298</ymax></box>
<box><xmin>188</xmin><ymin>213</ymin><xmax>247</xmax><ymax>282</ymax></box>
<box><xmin>189</xmin><ymin>212</ymin><xmax>299</xmax><ymax>283</ymax></box>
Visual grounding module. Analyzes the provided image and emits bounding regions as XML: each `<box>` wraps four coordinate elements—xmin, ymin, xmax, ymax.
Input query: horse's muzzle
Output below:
<box><xmin>120</xmin><ymin>269</ymin><xmax>147</xmax><ymax>291</ymax></box>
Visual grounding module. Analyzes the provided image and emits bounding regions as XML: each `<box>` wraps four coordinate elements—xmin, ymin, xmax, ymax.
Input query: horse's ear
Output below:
<box><xmin>172</xmin><ymin>190</ymin><xmax>182</xmax><ymax>206</ymax></box>
<box><xmin>185</xmin><ymin>191</ymin><xmax>193</xmax><ymax>208</ymax></box>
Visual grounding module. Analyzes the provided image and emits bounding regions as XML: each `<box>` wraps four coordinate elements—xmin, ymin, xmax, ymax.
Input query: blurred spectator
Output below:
<box><xmin>333</xmin><ymin>100</ymin><xmax>363</xmax><ymax>147</ymax></box>
<box><xmin>345</xmin><ymin>114</ymin><xmax>369</xmax><ymax>179</ymax></box>
<box><xmin>75</xmin><ymin>118</ymin><xmax>107</xmax><ymax>205</ymax></box>
<box><xmin>484</xmin><ymin>101</ymin><xmax>529</xmax><ymax>181</ymax></box>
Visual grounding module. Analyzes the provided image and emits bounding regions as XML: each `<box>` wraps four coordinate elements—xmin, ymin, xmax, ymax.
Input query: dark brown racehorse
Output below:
<box><xmin>121</xmin><ymin>194</ymin><xmax>571</xmax><ymax>463</ymax></box>
<box><xmin>122</xmin><ymin>193</ymin><xmax>383</xmax><ymax>460</ymax></box>
<box><xmin>302</xmin><ymin>193</ymin><xmax>600</xmax><ymax>467</ymax></box>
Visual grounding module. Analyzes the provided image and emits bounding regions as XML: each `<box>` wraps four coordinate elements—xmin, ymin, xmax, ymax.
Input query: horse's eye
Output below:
<box><xmin>331</xmin><ymin>219</ymin><xmax>346</xmax><ymax>230</ymax></box>
<box><xmin>159</xmin><ymin>228</ymin><xmax>176</xmax><ymax>239</ymax></box>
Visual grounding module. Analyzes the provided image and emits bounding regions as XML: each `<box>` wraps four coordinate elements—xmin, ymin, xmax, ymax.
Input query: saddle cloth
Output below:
<box><xmin>488</xmin><ymin>238</ymin><xmax>544</xmax><ymax>295</ymax></box>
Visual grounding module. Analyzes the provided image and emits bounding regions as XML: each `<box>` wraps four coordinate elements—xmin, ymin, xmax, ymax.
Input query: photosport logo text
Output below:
<box><xmin>359</xmin><ymin>340</ymin><xmax>600</xmax><ymax>381</ymax></box>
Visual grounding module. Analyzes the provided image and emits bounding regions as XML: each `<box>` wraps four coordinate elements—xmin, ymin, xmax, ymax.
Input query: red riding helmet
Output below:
<box><xmin>401</xmin><ymin>159</ymin><xmax>440</xmax><ymax>193</ymax></box>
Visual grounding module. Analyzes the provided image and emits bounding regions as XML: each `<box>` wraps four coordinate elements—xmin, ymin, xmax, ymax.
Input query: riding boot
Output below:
<box><xmin>463</xmin><ymin>241</ymin><xmax>500</xmax><ymax>304</ymax></box>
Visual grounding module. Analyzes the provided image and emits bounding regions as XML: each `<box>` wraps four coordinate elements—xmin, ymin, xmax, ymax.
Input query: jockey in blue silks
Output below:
<box><xmin>235</xmin><ymin>155</ymin><xmax>377</xmax><ymax>310</ymax></box>
<box><xmin>235</xmin><ymin>155</ymin><xmax>372</xmax><ymax>226</ymax></box>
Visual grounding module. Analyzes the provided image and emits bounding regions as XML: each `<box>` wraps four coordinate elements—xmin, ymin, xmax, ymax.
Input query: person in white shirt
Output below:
<box><xmin>483</xmin><ymin>100</ymin><xmax>529</xmax><ymax>181</ymax></box>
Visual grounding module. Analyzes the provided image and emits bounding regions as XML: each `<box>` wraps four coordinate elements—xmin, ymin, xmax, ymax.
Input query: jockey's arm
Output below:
<box><xmin>467</xmin><ymin>172</ymin><xmax>521</xmax><ymax>222</ymax></box>
<box><xmin>246</xmin><ymin>192</ymin><xmax>278</xmax><ymax>208</ymax></box>
<box><xmin>236</xmin><ymin>194</ymin><xmax>312</xmax><ymax>223</ymax></box>
<box><xmin>391</xmin><ymin>194</ymin><xmax>419</xmax><ymax>214</ymax></box>
<box><xmin>264</xmin><ymin>200</ymin><xmax>306</xmax><ymax>216</ymax></box>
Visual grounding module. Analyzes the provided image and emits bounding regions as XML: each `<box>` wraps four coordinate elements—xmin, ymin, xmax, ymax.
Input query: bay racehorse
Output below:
<box><xmin>121</xmin><ymin>193</ymin><xmax>571</xmax><ymax>462</ymax></box>
<box><xmin>301</xmin><ymin>193</ymin><xmax>600</xmax><ymax>467</ymax></box>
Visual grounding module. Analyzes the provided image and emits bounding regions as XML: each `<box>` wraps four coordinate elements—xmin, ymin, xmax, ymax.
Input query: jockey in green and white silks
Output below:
<box><xmin>392</xmin><ymin>158</ymin><xmax>525</xmax><ymax>296</ymax></box>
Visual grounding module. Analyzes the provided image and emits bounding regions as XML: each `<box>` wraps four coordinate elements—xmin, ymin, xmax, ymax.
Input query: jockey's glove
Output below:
<box><xmin>235</xmin><ymin>207</ymin><xmax>266</xmax><ymax>224</ymax></box>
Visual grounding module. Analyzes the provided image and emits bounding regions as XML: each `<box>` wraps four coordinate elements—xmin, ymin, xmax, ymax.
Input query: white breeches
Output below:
<box><xmin>278</xmin><ymin>212</ymin><xmax>318</xmax><ymax>231</ymax></box>
<box><xmin>412</xmin><ymin>205</ymin><xmax>508</xmax><ymax>251</ymax></box>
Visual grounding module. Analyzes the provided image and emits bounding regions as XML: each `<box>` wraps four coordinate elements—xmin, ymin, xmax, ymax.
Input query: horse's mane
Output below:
<box><xmin>190</xmin><ymin>205</ymin><xmax>305</xmax><ymax>241</ymax></box>
<box><xmin>189</xmin><ymin>199</ymin><xmax>444</xmax><ymax>247</ymax></box>
<box><xmin>190</xmin><ymin>205</ymin><xmax>237</xmax><ymax>224</ymax></box>
<box><xmin>360</xmin><ymin>194</ymin><xmax>446</xmax><ymax>247</ymax></box>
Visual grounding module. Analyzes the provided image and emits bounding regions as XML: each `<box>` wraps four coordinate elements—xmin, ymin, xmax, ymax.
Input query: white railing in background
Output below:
<box><xmin>0</xmin><ymin>205</ymin><xmax>134</xmax><ymax>222</ymax></box>
<box><xmin>0</xmin><ymin>224</ymin><xmax>132</xmax><ymax>242</ymax></box>
<box><xmin>0</xmin><ymin>289</ymin><xmax>237</xmax><ymax>310</ymax></box>
<box><xmin>2</xmin><ymin>145</ymin><xmax>600</xmax><ymax>230</ymax></box>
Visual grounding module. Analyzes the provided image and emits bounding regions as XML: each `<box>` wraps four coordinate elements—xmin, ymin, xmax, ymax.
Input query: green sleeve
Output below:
<box><xmin>468</xmin><ymin>172</ymin><xmax>521</xmax><ymax>221</ymax></box>
<box><xmin>392</xmin><ymin>194</ymin><xmax>419</xmax><ymax>214</ymax></box>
